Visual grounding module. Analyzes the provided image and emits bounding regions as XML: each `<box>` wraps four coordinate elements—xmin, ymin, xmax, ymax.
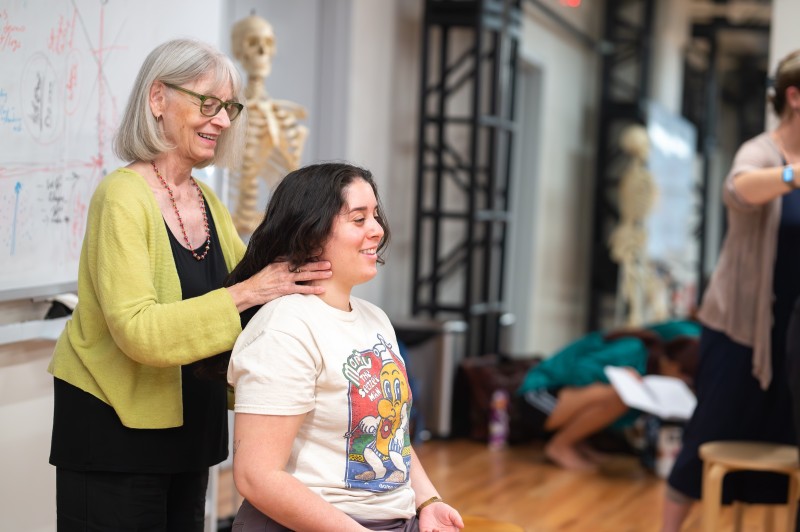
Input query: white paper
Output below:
<box><xmin>604</xmin><ymin>365</ymin><xmax>697</xmax><ymax>421</ymax></box>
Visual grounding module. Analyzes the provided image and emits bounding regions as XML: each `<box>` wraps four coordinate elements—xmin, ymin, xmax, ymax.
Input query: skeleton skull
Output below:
<box><xmin>232</xmin><ymin>15</ymin><xmax>275</xmax><ymax>79</ymax></box>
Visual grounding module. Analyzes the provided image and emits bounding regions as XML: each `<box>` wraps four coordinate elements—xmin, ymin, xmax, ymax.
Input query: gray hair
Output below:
<box><xmin>113</xmin><ymin>38</ymin><xmax>245</xmax><ymax>169</ymax></box>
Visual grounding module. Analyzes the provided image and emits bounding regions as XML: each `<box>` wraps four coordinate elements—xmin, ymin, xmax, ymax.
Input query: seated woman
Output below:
<box><xmin>518</xmin><ymin>322</ymin><xmax>700</xmax><ymax>471</ymax></box>
<box><xmin>226</xmin><ymin>163</ymin><xmax>464</xmax><ymax>531</ymax></box>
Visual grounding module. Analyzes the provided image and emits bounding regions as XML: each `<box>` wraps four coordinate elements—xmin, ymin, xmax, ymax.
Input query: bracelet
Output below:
<box><xmin>782</xmin><ymin>164</ymin><xmax>797</xmax><ymax>190</ymax></box>
<box><xmin>416</xmin><ymin>496</ymin><xmax>443</xmax><ymax>516</ymax></box>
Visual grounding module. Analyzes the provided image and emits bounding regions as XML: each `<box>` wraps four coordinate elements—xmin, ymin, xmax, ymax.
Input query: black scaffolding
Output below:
<box><xmin>411</xmin><ymin>0</ymin><xmax>522</xmax><ymax>357</ymax></box>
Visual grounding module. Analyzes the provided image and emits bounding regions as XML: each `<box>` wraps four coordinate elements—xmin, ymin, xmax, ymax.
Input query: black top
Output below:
<box><xmin>50</xmin><ymin>199</ymin><xmax>229</xmax><ymax>473</ymax></box>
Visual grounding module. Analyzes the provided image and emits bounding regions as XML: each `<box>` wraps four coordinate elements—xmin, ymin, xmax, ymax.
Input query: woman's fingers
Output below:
<box><xmin>298</xmin><ymin>260</ymin><xmax>331</xmax><ymax>274</ymax></box>
<box><xmin>230</xmin><ymin>261</ymin><xmax>331</xmax><ymax>310</ymax></box>
<box><xmin>292</xmin><ymin>261</ymin><xmax>331</xmax><ymax>282</ymax></box>
<box><xmin>244</xmin><ymin>261</ymin><xmax>331</xmax><ymax>305</ymax></box>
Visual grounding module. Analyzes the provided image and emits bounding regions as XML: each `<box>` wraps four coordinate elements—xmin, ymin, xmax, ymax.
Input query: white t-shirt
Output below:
<box><xmin>228</xmin><ymin>293</ymin><xmax>416</xmax><ymax>520</ymax></box>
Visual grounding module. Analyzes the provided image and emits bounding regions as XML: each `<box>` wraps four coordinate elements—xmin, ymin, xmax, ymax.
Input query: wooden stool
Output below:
<box><xmin>699</xmin><ymin>441</ymin><xmax>800</xmax><ymax>532</ymax></box>
<box><xmin>462</xmin><ymin>515</ymin><xmax>525</xmax><ymax>531</ymax></box>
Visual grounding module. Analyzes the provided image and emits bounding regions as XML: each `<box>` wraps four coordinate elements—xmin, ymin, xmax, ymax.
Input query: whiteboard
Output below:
<box><xmin>0</xmin><ymin>0</ymin><xmax>222</xmax><ymax>301</ymax></box>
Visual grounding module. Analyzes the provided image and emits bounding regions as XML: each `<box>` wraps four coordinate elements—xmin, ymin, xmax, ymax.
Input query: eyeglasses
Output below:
<box><xmin>163</xmin><ymin>82</ymin><xmax>244</xmax><ymax>121</ymax></box>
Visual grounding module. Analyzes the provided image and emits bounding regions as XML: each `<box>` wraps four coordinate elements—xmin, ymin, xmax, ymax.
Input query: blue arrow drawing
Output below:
<box><xmin>11</xmin><ymin>181</ymin><xmax>21</xmax><ymax>255</ymax></box>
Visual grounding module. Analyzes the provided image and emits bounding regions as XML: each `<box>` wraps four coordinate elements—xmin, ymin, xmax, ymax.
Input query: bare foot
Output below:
<box><xmin>545</xmin><ymin>441</ymin><xmax>598</xmax><ymax>472</ymax></box>
<box><xmin>385</xmin><ymin>470</ymin><xmax>406</xmax><ymax>482</ymax></box>
<box><xmin>577</xmin><ymin>442</ymin><xmax>613</xmax><ymax>464</ymax></box>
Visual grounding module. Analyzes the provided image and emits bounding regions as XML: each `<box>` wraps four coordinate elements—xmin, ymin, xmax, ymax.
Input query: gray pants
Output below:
<box><xmin>232</xmin><ymin>499</ymin><xmax>419</xmax><ymax>532</ymax></box>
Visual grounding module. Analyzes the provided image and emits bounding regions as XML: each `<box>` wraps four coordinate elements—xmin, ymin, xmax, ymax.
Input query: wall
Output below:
<box><xmin>344</xmin><ymin>0</ymin><xmax>399</xmax><ymax>309</ymax></box>
<box><xmin>651</xmin><ymin>0</ymin><xmax>690</xmax><ymax>115</ymax></box>
<box><xmin>380</xmin><ymin>0</ymin><xmax>423</xmax><ymax>321</ymax></box>
<box><xmin>769</xmin><ymin>0</ymin><xmax>800</xmax><ymax>84</ymax></box>
<box><xmin>512</xmin><ymin>2</ymin><xmax>603</xmax><ymax>355</ymax></box>
<box><xmin>505</xmin><ymin>62</ymin><xmax>543</xmax><ymax>356</ymax></box>
<box><xmin>0</xmin><ymin>301</ymin><xmax>56</xmax><ymax>532</ymax></box>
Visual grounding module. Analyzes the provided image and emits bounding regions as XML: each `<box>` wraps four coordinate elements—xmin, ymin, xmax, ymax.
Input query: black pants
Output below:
<box><xmin>788</xmin><ymin>301</ymin><xmax>800</xmax><ymax>454</ymax></box>
<box><xmin>786</xmin><ymin>301</ymin><xmax>800</xmax><ymax>531</ymax></box>
<box><xmin>667</xmin><ymin>326</ymin><xmax>795</xmax><ymax>503</ymax></box>
<box><xmin>56</xmin><ymin>468</ymin><xmax>208</xmax><ymax>532</ymax></box>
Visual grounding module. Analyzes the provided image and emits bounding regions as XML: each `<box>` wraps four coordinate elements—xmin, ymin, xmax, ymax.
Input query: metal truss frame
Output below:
<box><xmin>411</xmin><ymin>0</ymin><xmax>521</xmax><ymax>357</ymax></box>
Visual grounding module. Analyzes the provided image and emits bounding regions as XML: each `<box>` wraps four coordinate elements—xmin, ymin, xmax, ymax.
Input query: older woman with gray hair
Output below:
<box><xmin>47</xmin><ymin>38</ymin><xmax>330</xmax><ymax>531</ymax></box>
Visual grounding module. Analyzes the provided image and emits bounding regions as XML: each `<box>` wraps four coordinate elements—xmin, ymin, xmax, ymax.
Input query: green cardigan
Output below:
<box><xmin>48</xmin><ymin>168</ymin><xmax>246</xmax><ymax>429</ymax></box>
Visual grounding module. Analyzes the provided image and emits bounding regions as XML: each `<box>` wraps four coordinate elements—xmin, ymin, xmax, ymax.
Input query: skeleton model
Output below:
<box><xmin>230</xmin><ymin>14</ymin><xmax>309</xmax><ymax>235</ymax></box>
<box><xmin>608</xmin><ymin>124</ymin><xmax>666</xmax><ymax>326</ymax></box>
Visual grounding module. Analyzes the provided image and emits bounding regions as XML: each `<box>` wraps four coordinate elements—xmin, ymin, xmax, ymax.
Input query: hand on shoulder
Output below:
<box><xmin>228</xmin><ymin>260</ymin><xmax>331</xmax><ymax>312</ymax></box>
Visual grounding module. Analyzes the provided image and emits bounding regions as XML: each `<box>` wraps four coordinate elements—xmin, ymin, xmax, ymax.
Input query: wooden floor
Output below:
<box><xmin>217</xmin><ymin>438</ymin><xmax>792</xmax><ymax>531</ymax></box>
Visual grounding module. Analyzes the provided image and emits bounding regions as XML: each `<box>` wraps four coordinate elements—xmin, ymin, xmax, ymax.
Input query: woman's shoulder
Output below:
<box><xmin>87</xmin><ymin>168</ymin><xmax>152</xmax><ymax>220</ymax></box>
<box><xmin>351</xmin><ymin>297</ymin><xmax>392</xmax><ymax>324</ymax></box>
<box><xmin>244</xmin><ymin>294</ymin><xmax>317</xmax><ymax>331</ymax></box>
<box><xmin>742</xmin><ymin>131</ymin><xmax>772</xmax><ymax>147</ymax></box>
<box><xmin>233</xmin><ymin>295</ymin><xmax>326</xmax><ymax>354</ymax></box>
<box><xmin>94</xmin><ymin>167</ymin><xmax>149</xmax><ymax>200</ymax></box>
<box><xmin>734</xmin><ymin>132</ymin><xmax>781</xmax><ymax>165</ymax></box>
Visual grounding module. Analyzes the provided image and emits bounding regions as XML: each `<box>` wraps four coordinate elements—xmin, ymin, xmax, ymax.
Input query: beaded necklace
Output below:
<box><xmin>151</xmin><ymin>161</ymin><xmax>211</xmax><ymax>261</ymax></box>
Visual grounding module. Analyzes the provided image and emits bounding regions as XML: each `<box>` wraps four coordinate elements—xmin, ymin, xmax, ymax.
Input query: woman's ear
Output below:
<box><xmin>786</xmin><ymin>85</ymin><xmax>800</xmax><ymax>114</ymax></box>
<box><xmin>149</xmin><ymin>81</ymin><xmax>166</xmax><ymax>120</ymax></box>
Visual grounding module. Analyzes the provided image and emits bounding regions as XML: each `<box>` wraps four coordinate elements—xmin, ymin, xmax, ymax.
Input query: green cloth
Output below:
<box><xmin>518</xmin><ymin>333</ymin><xmax>648</xmax><ymax>394</ymax></box>
<box><xmin>48</xmin><ymin>168</ymin><xmax>246</xmax><ymax>429</ymax></box>
<box><xmin>517</xmin><ymin>319</ymin><xmax>701</xmax><ymax>394</ymax></box>
<box><xmin>645</xmin><ymin>319</ymin><xmax>702</xmax><ymax>341</ymax></box>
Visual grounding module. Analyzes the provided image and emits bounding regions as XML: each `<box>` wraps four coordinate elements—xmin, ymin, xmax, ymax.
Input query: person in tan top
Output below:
<box><xmin>661</xmin><ymin>50</ymin><xmax>800</xmax><ymax>531</ymax></box>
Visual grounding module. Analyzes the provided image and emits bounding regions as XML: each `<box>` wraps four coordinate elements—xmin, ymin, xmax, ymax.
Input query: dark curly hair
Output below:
<box><xmin>226</xmin><ymin>162</ymin><xmax>390</xmax><ymax>287</ymax></box>
<box><xmin>195</xmin><ymin>162</ymin><xmax>391</xmax><ymax>381</ymax></box>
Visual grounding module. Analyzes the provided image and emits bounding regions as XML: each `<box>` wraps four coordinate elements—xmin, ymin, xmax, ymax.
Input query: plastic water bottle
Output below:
<box><xmin>488</xmin><ymin>389</ymin><xmax>510</xmax><ymax>450</ymax></box>
<box><xmin>655</xmin><ymin>425</ymin><xmax>684</xmax><ymax>478</ymax></box>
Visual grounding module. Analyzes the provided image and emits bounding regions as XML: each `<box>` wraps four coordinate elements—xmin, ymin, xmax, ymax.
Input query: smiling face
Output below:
<box><xmin>152</xmin><ymin>75</ymin><xmax>233</xmax><ymax>167</ymax></box>
<box><xmin>320</xmin><ymin>178</ymin><xmax>384</xmax><ymax>291</ymax></box>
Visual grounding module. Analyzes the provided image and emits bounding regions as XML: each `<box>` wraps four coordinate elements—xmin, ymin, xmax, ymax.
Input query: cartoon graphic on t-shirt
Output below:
<box><xmin>342</xmin><ymin>334</ymin><xmax>412</xmax><ymax>492</ymax></box>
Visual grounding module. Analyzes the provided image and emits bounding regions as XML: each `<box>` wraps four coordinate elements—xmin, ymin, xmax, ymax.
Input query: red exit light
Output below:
<box><xmin>560</xmin><ymin>0</ymin><xmax>581</xmax><ymax>6</ymax></box>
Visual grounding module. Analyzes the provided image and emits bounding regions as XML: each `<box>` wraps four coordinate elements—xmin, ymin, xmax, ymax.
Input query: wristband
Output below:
<box><xmin>782</xmin><ymin>164</ymin><xmax>797</xmax><ymax>190</ymax></box>
<box><xmin>416</xmin><ymin>496</ymin><xmax>443</xmax><ymax>516</ymax></box>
